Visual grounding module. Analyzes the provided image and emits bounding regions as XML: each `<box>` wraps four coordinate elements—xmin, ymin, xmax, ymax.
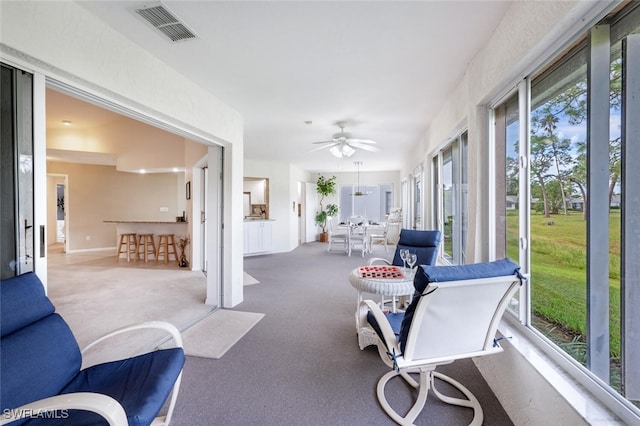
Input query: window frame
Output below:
<box><xmin>488</xmin><ymin>5</ymin><xmax>640</xmax><ymax>421</ymax></box>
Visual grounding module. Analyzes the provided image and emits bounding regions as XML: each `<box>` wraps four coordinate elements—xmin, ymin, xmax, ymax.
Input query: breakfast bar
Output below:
<box><xmin>104</xmin><ymin>220</ymin><xmax>189</xmax><ymax>263</ymax></box>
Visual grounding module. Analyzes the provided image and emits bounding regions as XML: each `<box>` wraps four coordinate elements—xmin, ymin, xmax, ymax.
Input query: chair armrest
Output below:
<box><xmin>361</xmin><ymin>300</ymin><xmax>400</xmax><ymax>365</ymax></box>
<box><xmin>368</xmin><ymin>257</ymin><xmax>392</xmax><ymax>266</ymax></box>
<box><xmin>81</xmin><ymin>320</ymin><xmax>183</xmax><ymax>356</ymax></box>
<box><xmin>0</xmin><ymin>393</ymin><xmax>127</xmax><ymax>426</ymax></box>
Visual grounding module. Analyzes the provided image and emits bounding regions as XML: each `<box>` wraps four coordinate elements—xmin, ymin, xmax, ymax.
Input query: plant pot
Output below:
<box><xmin>318</xmin><ymin>232</ymin><xmax>328</xmax><ymax>243</ymax></box>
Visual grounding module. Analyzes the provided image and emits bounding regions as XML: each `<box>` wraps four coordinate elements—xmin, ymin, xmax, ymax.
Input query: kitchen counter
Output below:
<box><xmin>104</xmin><ymin>221</ymin><xmax>189</xmax><ymax>237</ymax></box>
<box><xmin>104</xmin><ymin>220</ymin><xmax>188</xmax><ymax>224</ymax></box>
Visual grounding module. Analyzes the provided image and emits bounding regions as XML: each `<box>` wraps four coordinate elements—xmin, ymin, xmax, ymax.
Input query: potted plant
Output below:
<box><xmin>315</xmin><ymin>175</ymin><xmax>337</xmax><ymax>242</ymax></box>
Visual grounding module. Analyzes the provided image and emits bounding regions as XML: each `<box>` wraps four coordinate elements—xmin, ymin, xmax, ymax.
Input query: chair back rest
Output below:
<box><xmin>1</xmin><ymin>273</ymin><xmax>82</xmax><ymax>413</ymax></box>
<box><xmin>348</xmin><ymin>216</ymin><xmax>368</xmax><ymax>237</ymax></box>
<box><xmin>327</xmin><ymin>216</ymin><xmax>336</xmax><ymax>234</ymax></box>
<box><xmin>392</xmin><ymin>229</ymin><xmax>441</xmax><ymax>267</ymax></box>
<box><xmin>399</xmin><ymin>259</ymin><xmax>521</xmax><ymax>361</ymax></box>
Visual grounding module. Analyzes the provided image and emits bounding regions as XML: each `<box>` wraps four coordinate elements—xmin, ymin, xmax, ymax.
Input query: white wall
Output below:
<box><xmin>0</xmin><ymin>0</ymin><xmax>244</xmax><ymax>307</ymax></box>
<box><xmin>243</xmin><ymin>159</ymin><xmax>311</xmax><ymax>253</ymax></box>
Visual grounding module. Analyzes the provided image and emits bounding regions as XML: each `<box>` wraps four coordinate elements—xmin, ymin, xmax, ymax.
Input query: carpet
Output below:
<box><xmin>179</xmin><ymin>309</ymin><xmax>264</xmax><ymax>359</ymax></box>
<box><xmin>243</xmin><ymin>271</ymin><xmax>260</xmax><ymax>286</ymax></box>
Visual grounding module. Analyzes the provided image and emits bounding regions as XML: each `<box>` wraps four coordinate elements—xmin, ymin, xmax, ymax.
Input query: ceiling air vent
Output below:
<box><xmin>135</xmin><ymin>3</ymin><xmax>197</xmax><ymax>42</ymax></box>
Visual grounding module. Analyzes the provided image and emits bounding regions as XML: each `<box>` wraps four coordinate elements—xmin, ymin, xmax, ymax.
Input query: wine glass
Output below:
<box><xmin>399</xmin><ymin>249</ymin><xmax>409</xmax><ymax>269</ymax></box>
<box><xmin>407</xmin><ymin>253</ymin><xmax>417</xmax><ymax>270</ymax></box>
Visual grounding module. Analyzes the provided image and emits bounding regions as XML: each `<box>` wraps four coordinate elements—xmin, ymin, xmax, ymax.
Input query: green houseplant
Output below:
<box><xmin>315</xmin><ymin>175</ymin><xmax>337</xmax><ymax>241</ymax></box>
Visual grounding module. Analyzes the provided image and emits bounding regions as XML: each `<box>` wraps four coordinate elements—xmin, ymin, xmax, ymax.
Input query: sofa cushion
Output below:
<box><xmin>1</xmin><ymin>314</ymin><xmax>82</xmax><ymax>414</ymax></box>
<box><xmin>1</xmin><ymin>272</ymin><xmax>55</xmax><ymax>337</ymax></box>
<box><xmin>29</xmin><ymin>348</ymin><xmax>186</xmax><ymax>426</ymax></box>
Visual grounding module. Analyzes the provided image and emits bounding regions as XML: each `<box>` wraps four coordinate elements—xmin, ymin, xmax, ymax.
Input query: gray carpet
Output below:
<box><xmin>171</xmin><ymin>242</ymin><xmax>514</xmax><ymax>425</ymax></box>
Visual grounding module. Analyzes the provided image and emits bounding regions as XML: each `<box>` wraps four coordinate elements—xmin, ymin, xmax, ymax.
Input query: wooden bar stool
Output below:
<box><xmin>136</xmin><ymin>233</ymin><xmax>156</xmax><ymax>263</ymax></box>
<box><xmin>117</xmin><ymin>233</ymin><xmax>137</xmax><ymax>262</ymax></box>
<box><xmin>156</xmin><ymin>234</ymin><xmax>177</xmax><ymax>264</ymax></box>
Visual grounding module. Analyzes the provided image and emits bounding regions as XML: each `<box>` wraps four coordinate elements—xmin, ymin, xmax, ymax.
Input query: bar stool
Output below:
<box><xmin>117</xmin><ymin>233</ymin><xmax>137</xmax><ymax>262</ymax></box>
<box><xmin>136</xmin><ymin>233</ymin><xmax>156</xmax><ymax>263</ymax></box>
<box><xmin>156</xmin><ymin>234</ymin><xmax>177</xmax><ymax>264</ymax></box>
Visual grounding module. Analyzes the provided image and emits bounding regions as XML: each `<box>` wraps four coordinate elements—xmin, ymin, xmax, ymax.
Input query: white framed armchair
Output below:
<box><xmin>1</xmin><ymin>272</ymin><xmax>185</xmax><ymax>426</ymax></box>
<box><xmin>362</xmin><ymin>259</ymin><xmax>523</xmax><ymax>425</ymax></box>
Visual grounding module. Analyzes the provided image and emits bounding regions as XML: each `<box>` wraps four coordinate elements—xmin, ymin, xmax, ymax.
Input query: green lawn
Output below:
<box><xmin>506</xmin><ymin>210</ymin><xmax>621</xmax><ymax>359</ymax></box>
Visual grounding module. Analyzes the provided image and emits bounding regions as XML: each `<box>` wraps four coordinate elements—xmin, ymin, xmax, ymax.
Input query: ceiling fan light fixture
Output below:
<box><xmin>329</xmin><ymin>144</ymin><xmax>355</xmax><ymax>158</ymax></box>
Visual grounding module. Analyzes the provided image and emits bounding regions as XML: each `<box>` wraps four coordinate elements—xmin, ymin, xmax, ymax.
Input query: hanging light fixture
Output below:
<box><xmin>329</xmin><ymin>143</ymin><xmax>356</xmax><ymax>158</ymax></box>
<box><xmin>353</xmin><ymin>161</ymin><xmax>366</xmax><ymax>196</ymax></box>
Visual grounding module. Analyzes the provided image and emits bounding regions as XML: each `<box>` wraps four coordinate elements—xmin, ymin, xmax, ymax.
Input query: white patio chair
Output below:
<box><xmin>362</xmin><ymin>258</ymin><xmax>523</xmax><ymax>425</ymax></box>
<box><xmin>327</xmin><ymin>216</ymin><xmax>348</xmax><ymax>253</ymax></box>
<box><xmin>368</xmin><ymin>222</ymin><xmax>388</xmax><ymax>253</ymax></box>
<box><xmin>348</xmin><ymin>215</ymin><xmax>369</xmax><ymax>257</ymax></box>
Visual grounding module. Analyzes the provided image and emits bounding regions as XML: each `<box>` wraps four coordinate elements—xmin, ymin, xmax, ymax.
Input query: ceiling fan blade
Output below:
<box><xmin>348</xmin><ymin>138</ymin><xmax>376</xmax><ymax>144</ymax></box>
<box><xmin>310</xmin><ymin>142</ymin><xmax>339</xmax><ymax>152</ymax></box>
<box><xmin>349</xmin><ymin>142</ymin><xmax>380</xmax><ymax>152</ymax></box>
<box><xmin>311</xmin><ymin>140</ymin><xmax>336</xmax><ymax>145</ymax></box>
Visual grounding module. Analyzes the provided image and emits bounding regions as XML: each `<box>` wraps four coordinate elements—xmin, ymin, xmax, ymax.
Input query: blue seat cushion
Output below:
<box><xmin>366</xmin><ymin>310</ymin><xmax>404</xmax><ymax>349</ymax></box>
<box><xmin>1</xmin><ymin>272</ymin><xmax>55</xmax><ymax>337</ymax></box>
<box><xmin>398</xmin><ymin>258</ymin><xmax>520</xmax><ymax>352</ymax></box>
<box><xmin>391</xmin><ymin>230</ymin><xmax>441</xmax><ymax>267</ymax></box>
<box><xmin>25</xmin><ymin>348</ymin><xmax>185</xmax><ymax>426</ymax></box>
<box><xmin>1</xmin><ymin>314</ymin><xmax>82</xmax><ymax>417</ymax></box>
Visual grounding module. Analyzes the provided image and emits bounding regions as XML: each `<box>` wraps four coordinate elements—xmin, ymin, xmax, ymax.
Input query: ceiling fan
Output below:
<box><xmin>311</xmin><ymin>121</ymin><xmax>380</xmax><ymax>158</ymax></box>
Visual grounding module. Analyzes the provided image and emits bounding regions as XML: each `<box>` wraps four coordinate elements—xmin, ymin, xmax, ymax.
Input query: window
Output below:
<box><xmin>494</xmin><ymin>3</ymin><xmax>640</xmax><ymax>415</ymax></box>
<box><xmin>432</xmin><ymin>131</ymin><xmax>468</xmax><ymax>264</ymax></box>
<box><xmin>338</xmin><ymin>183</ymin><xmax>393</xmax><ymax>223</ymax></box>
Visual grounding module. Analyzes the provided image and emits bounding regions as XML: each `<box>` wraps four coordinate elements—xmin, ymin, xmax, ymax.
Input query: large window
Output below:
<box><xmin>494</xmin><ymin>3</ymin><xmax>640</xmax><ymax>414</ymax></box>
<box><xmin>338</xmin><ymin>183</ymin><xmax>393</xmax><ymax>223</ymax></box>
<box><xmin>433</xmin><ymin>131</ymin><xmax>468</xmax><ymax>264</ymax></box>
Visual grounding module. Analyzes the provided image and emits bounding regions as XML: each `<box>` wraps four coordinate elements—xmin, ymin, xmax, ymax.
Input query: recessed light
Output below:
<box><xmin>62</xmin><ymin>120</ymin><xmax>72</xmax><ymax>126</ymax></box>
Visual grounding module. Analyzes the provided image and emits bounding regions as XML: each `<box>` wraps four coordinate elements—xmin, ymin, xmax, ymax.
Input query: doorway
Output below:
<box><xmin>44</xmin><ymin>79</ymin><xmax>222</xmax><ymax>308</ymax></box>
<box><xmin>47</xmin><ymin>174</ymin><xmax>68</xmax><ymax>253</ymax></box>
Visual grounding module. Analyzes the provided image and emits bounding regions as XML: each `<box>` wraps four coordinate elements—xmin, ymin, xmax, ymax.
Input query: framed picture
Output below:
<box><xmin>186</xmin><ymin>181</ymin><xmax>191</xmax><ymax>200</ymax></box>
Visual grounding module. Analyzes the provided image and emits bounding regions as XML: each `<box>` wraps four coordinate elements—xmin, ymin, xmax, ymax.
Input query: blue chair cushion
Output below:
<box><xmin>1</xmin><ymin>272</ymin><xmax>55</xmax><ymax>337</ymax></box>
<box><xmin>2</xmin><ymin>314</ymin><xmax>82</xmax><ymax>416</ymax></box>
<box><xmin>366</xmin><ymin>310</ymin><xmax>404</xmax><ymax>350</ymax></box>
<box><xmin>25</xmin><ymin>348</ymin><xmax>186</xmax><ymax>426</ymax></box>
<box><xmin>398</xmin><ymin>258</ymin><xmax>520</xmax><ymax>352</ymax></box>
<box><xmin>391</xmin><ymin>230</ymin><xmax>441</xmax><ymax>267</ymax></box>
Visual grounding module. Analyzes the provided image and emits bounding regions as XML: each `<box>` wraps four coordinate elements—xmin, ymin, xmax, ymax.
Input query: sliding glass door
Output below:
<box><xmin>1</xmin><ymin>63</ymin><xmax>34</xmax><ymax>279</ymax></box>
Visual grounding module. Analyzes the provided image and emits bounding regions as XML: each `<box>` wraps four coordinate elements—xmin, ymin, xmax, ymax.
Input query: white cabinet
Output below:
<box><xmin>244</xmin><ymin>220</ymin><xmax>273</xmax><ymax>255</ymax></box>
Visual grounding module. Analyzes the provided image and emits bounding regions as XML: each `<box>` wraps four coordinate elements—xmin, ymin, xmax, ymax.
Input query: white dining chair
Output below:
<box><xmin>348</xmin><ymin>216</ymin><xmax>369</xmax><ymax>257</ymax></box>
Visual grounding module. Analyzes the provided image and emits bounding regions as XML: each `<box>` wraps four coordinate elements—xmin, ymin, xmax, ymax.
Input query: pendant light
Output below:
<box><xmin>353</xmin><ymin>161</ymin><xmax>365</xmax><ymax>196</ymax></box>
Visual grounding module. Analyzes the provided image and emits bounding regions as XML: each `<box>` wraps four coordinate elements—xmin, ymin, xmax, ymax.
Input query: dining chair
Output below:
<box><xmin>327</xmin><ymin>216</ymin><xmax>349</xmax><ymax>253</ymax></box>
<box><xmin>368</xmin><ymin>221</ymin><xmax>388</xmax><ymax>253</ymax></box>
<box><xmin>348</xmin><ymin>215</ymin><xmax>369</xmax><ymax>257</ymax></box>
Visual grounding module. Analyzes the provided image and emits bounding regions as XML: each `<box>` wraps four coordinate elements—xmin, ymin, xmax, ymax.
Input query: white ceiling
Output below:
<box><xmin>58</xmin><ymin>1</ymin><xmax>511</xmax><ymax>173</ymax></box>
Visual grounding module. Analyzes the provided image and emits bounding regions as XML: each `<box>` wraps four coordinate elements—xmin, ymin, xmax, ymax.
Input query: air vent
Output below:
<box><xmin>135</xmin><ymin>3</ymin><xmax>197</xmax><ymax>42</ymax></box>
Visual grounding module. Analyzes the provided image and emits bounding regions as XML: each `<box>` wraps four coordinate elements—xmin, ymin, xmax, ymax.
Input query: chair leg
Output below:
<box><xmin>376</xmin><ymin>368</ymin><xmax>483</xmax><ymax>426</ymax></box>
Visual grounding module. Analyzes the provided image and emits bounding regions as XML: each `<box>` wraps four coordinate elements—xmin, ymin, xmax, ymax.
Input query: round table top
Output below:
<box><xmin>348</xmin><ymin>266</ymin><xmax>415</xmax><ymax>296</ymax></box>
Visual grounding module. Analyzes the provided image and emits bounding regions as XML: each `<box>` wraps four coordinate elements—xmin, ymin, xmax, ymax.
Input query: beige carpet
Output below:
<box><xmin>178</xmin><ymin>309</ymin><xmax>264</xmax><ymax>359</ymax></box>
<box><xmin>243</xmin><ymin>271</ymin><xmax>260</xmax><ymax>286</ymax></box>
<box><xmin>47</xmin><ymin>247</ymin><xmax>263</xmax><ymax>365</ymax></box>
